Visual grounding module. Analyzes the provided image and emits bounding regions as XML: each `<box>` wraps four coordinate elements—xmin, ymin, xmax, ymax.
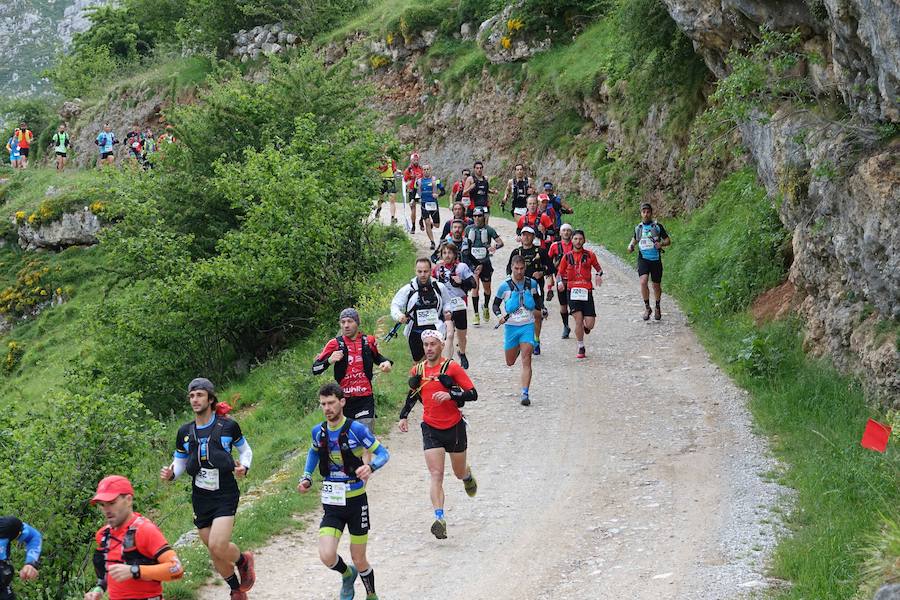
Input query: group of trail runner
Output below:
<box><xmin>1</xmin><ymin>152</ymin><xmax>670</xmax><ymax>600</ymax></box>
<box><xmin>379</xmin><ymin>153</ymin><xmax>672</xmax><ymax>405</ymax></box>
<box><xmin>4</xmin><ymin>120</ymin><xmax>177</xmax><ymax>171</ymax></box>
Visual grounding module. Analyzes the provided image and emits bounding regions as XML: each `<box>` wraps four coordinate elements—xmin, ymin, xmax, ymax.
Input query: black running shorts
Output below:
<box><xmin>637</xmin><ymin>256</ymin><xmax>663</xmax><ymax>284</ymax></box>
<box><xmin>421</xmin><ymin>420</ymin><xmax>467</xmax><ymax>453</ymax></box>
<box><xmin>567</xmin><ymin>290</ymin><xmax>596</xmax><ymax>317</ymax></box>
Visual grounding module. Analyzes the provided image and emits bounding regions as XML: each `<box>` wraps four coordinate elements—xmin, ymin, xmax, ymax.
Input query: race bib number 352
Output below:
<box><xmin>321</xmin><ymin>481</ymin><xmax>347</xmax><ymax>506</ymax></box>
<box><xmin>195</xmin><ymin>468</ymin><xmax>220</xmax><ymax>491</ymax></box>
<box><xmin>416</xmin><ymin>308</ymin><xmax>439</xmax><ymax>326</ymax></box>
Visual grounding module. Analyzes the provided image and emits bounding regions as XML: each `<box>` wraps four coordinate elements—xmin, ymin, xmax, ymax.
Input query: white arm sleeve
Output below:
<box><xmin>236</xmin><ymin>439</ymin><xmax>253</xmax><ymax>469</ymax></box>
<box><xmin>172</xmin><ymin>456</ymin><xmax>188</xmax><ymax>479</ymax></box>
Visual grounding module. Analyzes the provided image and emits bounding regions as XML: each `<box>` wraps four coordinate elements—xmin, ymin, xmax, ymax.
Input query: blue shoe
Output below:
<box><xmin>533</xmin><ymin>343</ymin><xmax>541</xmax><ymax>355</ymax></box>
<box><xmin>340</xmin><ymin>565</ymin><xmax>358</xmax><ymax>600</ymax></box>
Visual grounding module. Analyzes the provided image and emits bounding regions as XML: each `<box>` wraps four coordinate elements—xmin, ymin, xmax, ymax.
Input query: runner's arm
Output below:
<box><xmin>235</xmin><ymin>437</ymin><xmax>252</xmax><ymax>470</ymax></box>
<box><xmin>399</xmin><ymin>388</ymin><xmax>420</xmax><ymax>420</ymax></box>
<box><xmin>301</xmin><ymin>446</ymin><xmax>319</xmax><ymax>481</ymax></box>
<box><xmin>17</xmin><ymin>523</ymin><xmax>42</xmax><ymax>566</ymax></box>
<box><xmin>171</xmin><ymin>454</ymin><xmax>188</xmax><ymax>479</ymax></box>
<box><xmin>92</xmin><ymin>546</ymin><xmax>108</xmax><ymax>592</ymax></box>
<box><xmin>390</xmin><ymin>286</ymin><xmax>410</xmax><ymax>322</ymax></box>
<box><xmin>311</xmin><ymin>339</ymin><xmax>339</xmax><ymax>375</ymax></box>
<box><xmin>368</xmin><ymin>443</ymin><xmax>390</xmax><ymax>471</ymax></box>
<box><xmin>370</xmin><ymin>338</ymin><xmax>393</xmax><ymax>367</ymax></box>
<box><xmin>462</xmin><ymin>176</ymin><xmax>475</xmax><ymax>195</ymax></box>
<box><xmin>136</xmin><ymin>549</ymin><xmax>183</xmax><ymax>581</ymax></box>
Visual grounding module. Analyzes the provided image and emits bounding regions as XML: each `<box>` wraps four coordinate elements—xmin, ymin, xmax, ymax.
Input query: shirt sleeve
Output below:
<box><xmin>449</xmin><ymin>361</ymin><xmax>474</xmax><ymax>390</ymax></box>
<box><xmin>229</xmin><ymin>419</ymin><xmax>246</xmax><ymax>446</ymax></box>
<box><xmin>557</xmin><ymin>256</ymin><xmax>569</xmax><ymax>279</ymax></box>
<box><xmin>350</xmin><ymin>421</ymin><xmax>379</xmax><ymax>451</ymax></box>
<box><xmin>315</xmin><ymin>338</ymin><xmax>339</xmax><ymax>362</ymax></box>
<box><xmin>658</xmin><ymin>223</ymin><xmax>670</xmax><ymax>239</ymax></box>
<box><xmin>174</xmin><ymin>425</ymin><xmax>189</xmax><ymax>459</ymax></box>
<box><xmin>136</xmin><ymin>521</ymin><xmax>171</xmax><ymax>561</ymax></box>
<box><xmin>18</xmin><ymin>523</ymin><xmax>42</xmax><ymax>566</ymax></box>
<box><xmin>591</xmin><ymin>253</ymin><xmax>602</xmax><ymax>272</ymax></box>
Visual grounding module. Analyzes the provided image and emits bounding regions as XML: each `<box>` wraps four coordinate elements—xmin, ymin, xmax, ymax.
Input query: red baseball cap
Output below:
<box><xmin>90</xmin><ymin>475</ymin><xmax>135</xmax><ymax>504</ymax></box>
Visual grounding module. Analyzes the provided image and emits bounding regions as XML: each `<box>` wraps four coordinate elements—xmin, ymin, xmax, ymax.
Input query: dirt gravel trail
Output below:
<box><xmin>198</xmin><ymin>207</ymin><xmax>784</xmax><ymax>600</ymax></box>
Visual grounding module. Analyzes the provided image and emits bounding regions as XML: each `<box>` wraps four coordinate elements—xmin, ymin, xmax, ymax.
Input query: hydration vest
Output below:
<box><xmin>407</xmin><ymin>280</ymin><xmax>442</xmax><ymax>326</ymax></box>
<box><xmin>511</xmin><ymin>177</ymin><xmax>529</xmax><ymax>209</ymax></box>
<box><xmin>466</xmin><ymin>226</ymin><xmax>491</xmax><ymax>246</ymax></box>
<box><xmin>316</xmin><ymin>419</ymin><xmax>364</xmax><ymax>479</ymax></box>
<box><xmin>99</xmin><ymin>517</ymin><xmax>159</xmax><ymax>568</ymax></box>
<box><xmin>186</xmin><ymin>418</ymin><xmax>235</xmax><ymax>477</ymax></box>
<box><xmin>332</xmin><ymin>335</ymin><xmax>374</xmax><ymax>385</ymax></box>
<box><xmin>472</xmin><ymin>176</ymin><xmax>489</xmax><ymax>207</ymax></box>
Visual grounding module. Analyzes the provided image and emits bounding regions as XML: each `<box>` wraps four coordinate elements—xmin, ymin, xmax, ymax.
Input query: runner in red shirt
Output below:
<box><xmin>556</xmin><ymin>229</ymin><xmax>603</xmax><ymax>359</ymax></box>
<box><xmin>398</xmin><ymin>330</ymin><xmax>478</xmax><ymax>540</ymax></box>
<box><xmin>85</xmin><ymin>476</ymin><xmax>184</xmax><ymax>600</ymax></box>
<box><xmin>450</xmin><ymin>167</ymin><xmax>472</xmax><ymax>212</ymax></box>
<box><xmin>516</xmin><ymin>195</ymin><xmax>553</xmax><ymax>248</ymax></box>
<box><xmin>313</xmin><ymin>308</ymin><xmax>393</xmax><ymax>434</ymax></box>
<box><xmin>402</xmin><ymin>153</ymin><xmax>424</xmax><ymax>233</ymax></box>
<box><xmin>547</xmin><ymin>223</ymin><xmax>575</xmax><ymax>338</ymax></box>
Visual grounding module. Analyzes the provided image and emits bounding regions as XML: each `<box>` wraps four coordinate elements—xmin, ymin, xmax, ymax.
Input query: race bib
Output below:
<box><xmin>425</xmin><ymin>201</ymin><xmax>438</xmax><ymax>211</ymax></box>
<box><xmin>321</xmin><ymin>481</ymin><xmax>347</xmax><ymax>506</ymax></box>
<box><xmin>462</xmin><ymin>197</ymin><xmax>471</xmax><ymax>207</ymax></box>
<box><xmin>639</xmin><ymin>237</ymin><xmax>655</xmax><ymax>250</ymax></box>
<box><xmin>471</xmin><ymin>247</ymin><xmax>487</xmax><ymax>260</ymax></box>
<box><xmin>513</xmin><ymin>207</ymin><xmax>527</xmax><ymax>216</ymax></box>
<box><xmin>513</xmin><ymin>306</ymin><xmax>529</xmax><ymax>320</ymax></box>
<box><xmin>195</xmin><ymin>468</ymin><xmax>220</xmax><ymax>491</ymax></box>
<box><xmin>416</xmin><ymin>308</ymin><xmax>439</xmax><ymax>326</ymax></box>
<box><xmin>447</xmin><ymin>296</ymin><xmax>466</xmax><ymax>312</ymax></box>
<box><xmin>570</xmin><ymin>287</ymin><xmax>589</xmax><ymax>301</ymax></box>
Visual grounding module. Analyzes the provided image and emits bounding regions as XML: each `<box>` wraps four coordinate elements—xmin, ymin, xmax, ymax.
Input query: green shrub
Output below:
<box><xmin>43</xmin><ymin>46</ymin><xmax>119</xmax><ymax>99</ymax></box>
<box><xmin>0</xmin><ymin>389</ymin><xmax>164</xmax><ymax>599</ymax></box>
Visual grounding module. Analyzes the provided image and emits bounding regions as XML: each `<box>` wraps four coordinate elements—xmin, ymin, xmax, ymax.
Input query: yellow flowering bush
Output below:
<box><xmin>507</xmin><ymin>18</ymin><xmax>525</xmax><ymax>32</ymax></box>
<box><xmin>0</xmin><ymin>260</ymin><xmax>56</xmax><ymax>317</ymax></box>
<box><xmin>370</xmin><ymin>55</ymin><xmax>390</xmax><ymax>70</ymax></box>
<box><xmin>385</xmin><ymin>32</ymin><xmax>394</xmax><ymax>46</ymax></box>
<box><xmin>14</xmin><ymin>211</ymin><xmax>25</xmax><ymax>224</ymax></box>
<box><xmin>3</xmin><ymin>340</ymin><xmax>24</xmax><ymax>374</ymax></box>
<box><xmin>500</xmin><ymin>35</ymin><xmax>512</xmax><ymax>49</ymax></box>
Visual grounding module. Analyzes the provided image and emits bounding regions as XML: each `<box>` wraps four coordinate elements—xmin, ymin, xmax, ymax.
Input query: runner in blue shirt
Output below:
<box><xmin>95</xmin><ymin>124</ymin><xmax>118</xmax><ymax>167</ymax></box>
<box><xmin>0</xmin><ymin>516</ymin><xmax>42</xmax><ymax>600</ymax></box>
<box><xmin>628</xmin><ymin>202</ymin><xmax>671</xmax><ymax>321</ymax></box>
<box><xmin>417</xmin><ymin>164</ymin><xmax>446</xmax><ymax>251</ymax></box>
<box><xmin>298</xmin><ymin>382</ymin><xmax>389</xmax><ymax>600</ymax></box>
<box><xmin>492</xmin><ymin>255</ymin><xmax>543</xmax><ymax>406</ymax></box>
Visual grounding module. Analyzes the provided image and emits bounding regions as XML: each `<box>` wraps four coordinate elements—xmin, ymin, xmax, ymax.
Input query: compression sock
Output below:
<box><xmin>644</xmin><ymin>299</ymin><xmax>651</xmax><ymax>309</ymax></box>
<box><xmin>463</xmin><ymin>469</ymin><xmax>473</xmax><ymax>483</ymax></box>
<box><xmin>483</xmin><ymin>293</ymin><xmax>491</xmax><ymax>307</ymax></box>
<box><xmin>330</xmin><ymin>556</ymin><xmax>353</xmax><ymax>578</ymax></box>
<box><xmin>225</xmin><ymin>574</ymin><xmax>240</xmax><ymax>590</ymax></box>
<box><xmin>655</xmin><ymin>300</ymin><xmax>661</xmax><ymax>308</ymax></box>
<box><xmin>522</xmin><ymin>387</ymin><xmax>529</xmax><ymax>397</ymax></box>
<box><xmin>434</xmin><ymin>508</ymin><xmax>445</xmax><ymax>520</ymax></box>
<box><xmin>360</xmin><ymin>568</ymin><xmax>376</xmax><ymax>595</ymax></box>
<box><xmin>561</xmin><ymin>312</ymin><xmax>569</xmax><ymax>328</ymax></box>
<box><xmin>472</xmin><ymin>296</ymin><xmax>480</xmax><ymax>312</ymax></box>
<box><xmin>235</xmin><ymin>553</ymin><xmax>247</xmax><ymax>568</ymax></box>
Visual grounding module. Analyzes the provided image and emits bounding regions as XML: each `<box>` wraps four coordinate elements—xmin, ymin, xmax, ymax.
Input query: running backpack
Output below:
<box><xmin>634</xmin><ymin>221</ymin><xmax>661</xmax><ymax>243</ymax></box>
<box><xmin>466</xmin><ymin>227</ymin><xmax>491</xmax><ymax>246</ymax></box>
<box><xmin>333</xmin><ymin>335</ymin><xmax>374</xmax><ymax>384</ymax></box>
<box><xmin>98</xmin><ymin>517</ymin><xmax>159</xmax><ymax>568</ymax></box>
<box><xmin>316</xmin><ymin>419</ymin><xmax>364</xmax><ymax>479</ymax></box>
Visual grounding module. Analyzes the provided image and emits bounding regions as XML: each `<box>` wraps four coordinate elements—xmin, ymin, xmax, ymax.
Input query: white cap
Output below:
<box><xmin>560</xmin><ymin>223</ymin><xmax>574</xmax><ymax>231</ymax></box>
<box><xmin>520</xmin><ymin>226</ymin><xmax>536</xmax><ymax>235</ymax></box>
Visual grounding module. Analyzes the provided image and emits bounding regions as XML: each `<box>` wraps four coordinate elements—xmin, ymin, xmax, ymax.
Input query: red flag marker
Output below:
<box><xmin>860</xmin><ymin>419</ymin><xmax>892</xmax><ymax>453</ymax></box>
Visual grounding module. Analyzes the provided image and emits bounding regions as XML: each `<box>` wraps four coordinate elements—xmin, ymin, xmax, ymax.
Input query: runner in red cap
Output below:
<box><xmin>85</xmin><ymin>476</ymin><xmax>183</xmax><ymax>600</ymax></box>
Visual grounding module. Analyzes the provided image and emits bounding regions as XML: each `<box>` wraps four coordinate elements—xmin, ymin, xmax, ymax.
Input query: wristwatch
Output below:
<box><xmin>131</xmin><ymin>565</ymin><xmax>141</xmax><ymax>579</ymax></box>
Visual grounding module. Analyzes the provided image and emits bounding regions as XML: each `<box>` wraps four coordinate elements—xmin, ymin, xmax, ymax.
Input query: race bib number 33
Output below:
<box><xmin>321</xmin><ymin>481</ymin><xmax>347</xmax><ymax>506</ymax></box>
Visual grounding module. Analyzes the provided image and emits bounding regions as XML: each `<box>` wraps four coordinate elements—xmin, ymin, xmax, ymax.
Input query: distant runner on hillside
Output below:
<box><xmin>375</xmin><ymin>151</ymin><xmax>399</xmax><ymax>223</ymax></box>
<box><xmin>51</xmin><ymin>124</ymin><xmax>71</xmax><ymax>171</ymax></box>
<box><xmin>13</xmin><ymin>123</ymin><xmax>32</xmax><ymax>169</ymax></box>
<box><xmin>5</xmin><ymin>135</ymin><xmax>21</xmax><ymax>169</ymax></box>
<box><xmin>502</xmin><ymin>163</ymin><xmax>530</xmax><ymax>217</ymax></box>
<box><xmin>628</xmin><ymin>202</ymin><xmax>671</xmax><ymax>321</ymax></box>
<box><xmin>398</xmin><ymin>330</ymin><xmax>478</xmax><ymax>540</ymax></box>
<box><xmin>95</xmin><ymin>124</ymin><xmax>119</xmax><ymax>168</ymax></box>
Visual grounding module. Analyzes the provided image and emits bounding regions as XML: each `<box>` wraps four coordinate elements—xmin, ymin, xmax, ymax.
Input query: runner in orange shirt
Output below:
<box><xmin>85</xmin><ymin>476</ymin><xmax>184</xmax><ymax>600</ymax></box>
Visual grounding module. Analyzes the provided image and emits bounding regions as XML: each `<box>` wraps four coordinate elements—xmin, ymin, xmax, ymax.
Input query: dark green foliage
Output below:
<box><xmin>0</xmin><ymin>389</ymin><xmax>164</xmax><ymax>599</ymax></box>
<box><xmin>516</xmin><ymin>0</ymin><xmax>613</xmax><ymax>36</ymax></box>
<box><xmin>73</xmin><ymin>6</ymin><xmax>155</xmax><ymax>62</ymax></box>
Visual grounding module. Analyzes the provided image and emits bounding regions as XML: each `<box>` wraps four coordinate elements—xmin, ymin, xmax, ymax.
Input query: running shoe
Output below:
<box><xmin>458</xmin><ymin>352</ymin><xmax>469</xmax><ymax>369</ymax></box>
<box><xmin>654</xmin><ymin>305</ymin><xmax>662</xmax><ymax>320</ymax></box>
<box><xmin>431</xmin><ymin>518</ymin><xmax>448</xmax><ymax>539</ymax></box>
<box><xmin>237</xmin><ymin>551</ymin><xmax>256</xmax><ymax>592</ymax></box>
<box><xmin>482</xmin><ymin>306</ymin><xmax>490</xmax><ymax>321</ymax></box>
<box><xmin>533</xmin><ymin>342</ymin><xmax>541</xmax><ymax>355</ymax></box>
<box><xmin>463</xmin><ymin>470</ymin><xmax>478</xmax><ymax>496</ymax></box>
<box><xmin>340</xmin><ymin>565</ymin><xmax>358</xmax><ymax>600</ymax></box>
<box><xmin>411</xmin><ymin>225</ymin><xmax>416</xmax><ymax>233</ymax></box>
<box><xmin>365</xmin><ymin>595</ymin><xmax>379</xmax><ymax>600</ymax></box>
<box><xmin>230</xmin><ymin>591</ymin><xmax>248</xmax><ymax>600</ymax></box>
<box><xmin>561</xmin><ymin>325</ymin><xmax>571</xmax><ymax>339</ymax></box>
<box><xmin>430</xmin><ymin>241</ymin><xmax>436</xmax><ymax>250</ymax></box>
<box><xmin>520</xmin><ymin>394</ymin><xmax>531</xmax><ymax>406</ymax></box>
<box><xmin>643</xmin><ymin>307</ymin><xmax>652</xmax><ymax>321</ymax></box>
<box><xmin>472</xmin><ymin>311</ymin><xmax>480</xmax><ymax>326</ymax></box>
<box><xmin>391</xmin><ymin>217</ymin><xmax>397</xmax><ymax>224</ymax></box>
<box><xmin>576</xmin><ymin>347</ymin><xmax>586</xmax><ymax>359</ymax></box>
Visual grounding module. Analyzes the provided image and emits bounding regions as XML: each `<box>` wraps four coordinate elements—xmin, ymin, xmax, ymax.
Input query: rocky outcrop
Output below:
<box><xmin>478</xmin><ymin>3</ymin><xmax>551</xmax><ymax>64</ymax></box>
<box><xmin>57</xmin><ymin>0</ymin><xmax>114</xmax><ymax>47</ymax></box>
<box><xmin>662</xmin><ymin>0</ymin><xmax>899</xmax><ymax>122</ymax></box>
<box><xmin>17</xmin><ymin>208</ymin><xmax>101</xmax><ymax>250</ymax></box>
<box><xmin>230</xmin><ymin>23</ymin><xmax>300</xmax><ymax>63</ymax></box>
